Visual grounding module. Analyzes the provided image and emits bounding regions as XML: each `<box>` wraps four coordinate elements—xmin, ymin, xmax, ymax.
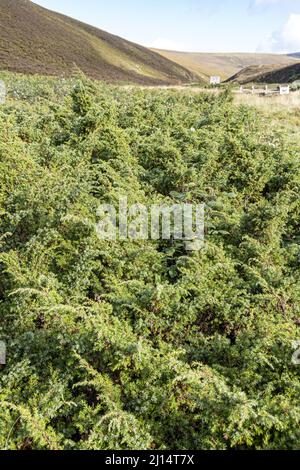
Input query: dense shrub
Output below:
<box><xmin>0</xmin><ymin>73</ymin><xmax>299</xmax><ymax>450</ymax></box>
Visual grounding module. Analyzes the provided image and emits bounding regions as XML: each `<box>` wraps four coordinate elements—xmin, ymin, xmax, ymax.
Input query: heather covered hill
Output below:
<box><xmin>228</xmin><ymin>62</ymin><xmax>300</xmax><ymax>84</ymax></box>
<box><xmin>0</xmin><ymin>0</ymin><xmax>196</xmax><ymax>85</ymax></box>
<box><xmin>153</xmin><ymin>49</ymin><xmax>299</xmax><ymax>82</ymax></box>
<box><xmin>255</xmin><ymin>62</ymin><xmax>300</xmax><ymax>84</ymax></box>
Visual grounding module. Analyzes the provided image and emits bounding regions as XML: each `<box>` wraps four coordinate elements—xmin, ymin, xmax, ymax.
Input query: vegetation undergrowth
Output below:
<box><xmin>0</xmin><ymin>72</ymin><xmax>299</xmax><ymax>450</ymax></box>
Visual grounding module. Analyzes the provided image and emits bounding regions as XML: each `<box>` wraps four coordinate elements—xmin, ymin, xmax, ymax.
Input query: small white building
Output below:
<box><xmin>210</xmin><ymin>76</ymin><xmax>221</xmax><ymax>85</ymax></box>
<box><xmin>279</xmin><ymin>85</ymin><xmax>290</xmax><ymax>95</ymax></box>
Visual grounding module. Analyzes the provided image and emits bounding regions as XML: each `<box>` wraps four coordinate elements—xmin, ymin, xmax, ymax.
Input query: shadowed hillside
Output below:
<box><xmin>228</xmin><ymin>62</ymin><xmax>300</xmax><ymax>84</ymax></box>
<box><xmin>0</xmin><ymin>0</ymin><xmax>196</xmax><ymax>85</ymax></box>
<box><xmin>152</xmin><ymin>49</ymin><xmax>299</xmax><ymax>81</ymax></box>
<box><xmin>288</xmin><ymin>53</ymin><xmax>300</xmax><ymax>59</ymax></box>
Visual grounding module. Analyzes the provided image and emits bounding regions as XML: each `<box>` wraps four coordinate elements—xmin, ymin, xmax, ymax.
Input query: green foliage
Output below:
<box><xmin>0</xmin><ymin>73</ymin><xmax>299</xmax><ymax>450</ymax></box>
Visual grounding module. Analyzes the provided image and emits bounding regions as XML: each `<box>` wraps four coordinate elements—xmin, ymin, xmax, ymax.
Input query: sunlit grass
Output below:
<box><xmin>234</xmin><ymin>90</ymin><xmax>300</xmax><ymax>111</ymax></box>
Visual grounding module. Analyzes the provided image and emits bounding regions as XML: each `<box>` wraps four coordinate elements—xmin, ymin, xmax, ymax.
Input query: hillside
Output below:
<box><xmin>288</xmin><ymin>52</ymin><xmax>300</xmax><ymax>59</ymax></box>
<box><xmin>0</xmin><ymin>0</ymin><xmax>196</xmax><ymax>85</ymax></box>
<box><xmin>152</xmin><ymin>50</ymin><xmax>299</xmax><ymax>81</ymax></box>
<box><xmin>256</xmin><ymin>62</ymin><xmax>300</xmax><ymax>83</ymax></box>
<box><xmin>228</xmin><ymin>62</ymin><xmax>300</xmax><ymax>84</ymax></box>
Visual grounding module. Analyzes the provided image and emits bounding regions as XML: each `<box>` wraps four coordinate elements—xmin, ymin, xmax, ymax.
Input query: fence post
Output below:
<box><xmin>0</xmin><ymin>341</ymin><xmax>6</xmax><ymax>365</ymax></box>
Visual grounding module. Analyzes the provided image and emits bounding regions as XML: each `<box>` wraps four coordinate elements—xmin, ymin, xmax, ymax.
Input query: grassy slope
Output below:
<box><xmin>152</xmin><ymin>49</ymin><xmax>299</xmax><ymax>81</ymax></box>
<box><xmin>0</xmin><ymin>0</ymin><xmax>196</xmax><ymax>85</ymax></box>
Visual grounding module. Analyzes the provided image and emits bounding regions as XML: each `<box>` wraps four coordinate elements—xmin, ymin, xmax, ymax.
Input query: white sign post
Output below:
<box><xmin>279</xmin><ymin>86</ymin><xmax>290</xmax><ymax>95</ymax></box>
<box><xmin>0</xmin><ymin>80</ymin><xmax>6</xmax><ymax>104</ymax></box>
<box><xmin>210</xmin><ymin>76</ymin><xmax>221</xmax><ymax>85</ymax></box>
<box><xmin>0</xmin><ymin>341</ymin><xmax>6</xmax><ymax>365</ymax></box>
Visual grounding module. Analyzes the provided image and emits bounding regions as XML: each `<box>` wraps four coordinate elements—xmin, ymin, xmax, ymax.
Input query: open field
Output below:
<box><xmin>234</xmin><ymin>89</ymin><xmax>300</xmax><ymax>111</ymax></box>
<box><xmin>234</xmin><ymin>90</ymin><xmax>300</xmax><ymax>149</ymax></box>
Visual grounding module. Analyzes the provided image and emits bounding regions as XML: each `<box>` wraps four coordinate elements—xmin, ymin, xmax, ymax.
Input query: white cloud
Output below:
<box><xmin>258</xmin><ymin>13</ymin><xmax>300</xmax><ymax>53</ymax></box>
<box><xmin>280</xmin><ymin>13</ymin><xmax>300</xmax><ymax>50</ymax></box>
<box><xmin>150</xmin><ymin>37</ymin><xmax>187</xmax><ymax>51</ymax></box>
<box><xmin>253</xmin><ymin>0</ymin><xmax>280</xmax><ymax>5</ymax></box>
<box><xmin>250</xmin><ymin>0</ymin><xmax>281</xmax><ymax>11</ymax></box>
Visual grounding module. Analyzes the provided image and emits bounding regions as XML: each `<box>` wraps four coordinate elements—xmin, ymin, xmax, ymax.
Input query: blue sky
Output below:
<box><xmin>33</xmin><ymin>0</ymin><xmax>300</xmax><ymax>53</ymax></box>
